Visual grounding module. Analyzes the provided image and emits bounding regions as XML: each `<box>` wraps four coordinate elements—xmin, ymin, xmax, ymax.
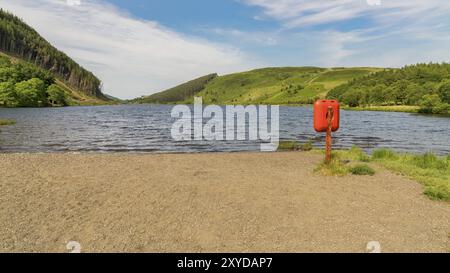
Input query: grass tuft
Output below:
<box><xmin>372</xmin><ymin>148</ymin><xmax>398</xmax><ymax>160</ymax></box>
<box><xmin>370</xmin><ymin>148</ymin><xmax>449</xmax><ymax>201</ymax></box>
<box><xmin>349</xmin><ymin>145</ymin><xmax>371</xmax><ymax>162</ymax></box>
<box><xmin>278</xmin><ymin>140</ymin><xmax>314</xmax><ymax>151</ymax></box>
<box><xmin>277</xmin><ymin>141</ymin><xmax>299</xmax><ymax>151</ymax></box>
<box><xmin>349</xmin><ymin>164</ymin><xmax>376</xmax><ymax>176</ymax></box>
<box><xmin>0</xmin><ymin>119</ymin><xmax>16</xmax><ymax>126</ymax></box>
<box><xmin>424</xmin><ymin>184</ymin><xmax>450</xmax><ymax>201</ymax></box>
<box><xmin>317</xmin><ymin>147</ymin><xmax>449</xmax><ymax>201</ymax></box>
<box><xmin>314</xmin><ymin>156</ymin><xmax>349</xmax><ymax>176</ymax></box>
<box><xmin>411</xmin><ymin>152</ymin><xmax>448</xmax><ymax>171</ymax></box>
<box><xmin>300</xmin><ymin>140</ymin><xmax>313</xmax><ymax>151</ymax></box>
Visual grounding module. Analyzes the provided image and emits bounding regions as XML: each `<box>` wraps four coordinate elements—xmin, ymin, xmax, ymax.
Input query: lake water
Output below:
<box><xmin>0</xmin><ymin>104</ymin><xmax>449</xmax><ymax>155</ymax></box>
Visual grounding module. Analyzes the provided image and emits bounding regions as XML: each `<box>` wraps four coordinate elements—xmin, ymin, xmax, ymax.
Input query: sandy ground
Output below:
<box><xmin>0</xmin><ymin>152</ymin><xmax>449</xmax><ymax>253</ymax></box>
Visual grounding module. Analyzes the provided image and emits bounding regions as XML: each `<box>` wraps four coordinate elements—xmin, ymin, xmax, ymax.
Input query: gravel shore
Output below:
<box><xmin>0</xmin><ymin>152</ymin><xmax>449</xmax><ymax>252</ymax></box>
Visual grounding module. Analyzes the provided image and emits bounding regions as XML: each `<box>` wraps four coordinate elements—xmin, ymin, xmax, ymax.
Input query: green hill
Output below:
<box><xmin>133</xmin><ymin>73</ymin><xmax>218</xmax><ymax>104</ymax></box>
<box><xmin>136</xmin><ymin>67</ymin><xmax>382</xmax><ymax>105</ymax></box>
<box><xmin>197</xmin><ymin>67</ymin><xmax>381</xmax><ymax>105</ymax></box>
<box><xmin>0</xmin><ymin>9</ymin><xmax>108</xmax><ymax>106</ymax></box>
<box><xmin>327</xmin><ymin>63</ymin><xmax>450</xmax><ymax>114</ymax></box>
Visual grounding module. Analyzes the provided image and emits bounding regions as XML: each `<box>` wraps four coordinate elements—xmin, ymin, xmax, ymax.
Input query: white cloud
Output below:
<box><xmin>0</xmin><ymin>0</ymin><xmax>258</xmax><ymax>99</ymax></box>
<box><xmin>201</xmin><ymin>28</ymin><xmax>280</xmax><ymax>46</ymax></box>
<box><xmin>313</xmin><ymin>31</ymin><xmax>361</xmax><ymax>66</ymax></box>
<box><xmin>366</xmin><ymin>0</ymin><xmax>381</xmax><ymax>7</ymax></box>
<box><xmin>2</xmin><ymin>0</ymin><xmax>450</xmax><ymax>93</ymax></box>
<box><xmin>242</xmin><ymin>0</ymin><xmax>450</xmax><ymax>28</ymax></box>
<box><xmin>238</xmin><ymin>0</ymin><xmax>450</xmax><ymax>67</ymax></box>
<box><xmin>66</xmin><ymin>0</ymin><xmax>80</xmax><ymax>7</ymax></box>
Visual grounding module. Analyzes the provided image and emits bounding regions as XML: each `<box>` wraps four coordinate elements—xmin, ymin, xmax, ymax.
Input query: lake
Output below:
<box><xmin>0</xmin><ymin>104</ymin><xmax>449</xmax><ymax>155</ymax></box>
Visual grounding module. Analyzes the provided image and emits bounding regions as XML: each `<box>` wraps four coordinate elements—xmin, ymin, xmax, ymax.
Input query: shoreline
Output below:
<box><xmin>0</xmin><ymin>146</ymin><xmax>448</xmax><ymax>156</ymax></box>
<box><xmin>341</xmin><ymin>105</ymin><xmax>420</xmax><ymax>113</ymax></box>
<box><xmin>2</xmin><ymin>102</ymin><xmax>450</xmax><ymax>116</ymax></box>
<box><xmin>1</xmin><ymin>151</ymin><xmax>449</xmax><ymax>252</ymax></box>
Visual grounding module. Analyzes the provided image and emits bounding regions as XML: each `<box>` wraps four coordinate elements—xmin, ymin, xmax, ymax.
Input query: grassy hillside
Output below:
<box><xmin>133</xmin><ymin>73</ymin><xmax>218</xmax><ymax>104</ymax></box>
<box><xmin>0</xmin><ymin>9</ymin><xmax>105</xmax><ymax>98</ymax></box>
<box><xmin>327</xmin><ymin>63</ymin><xmax>450</xmax><ymax>115</ymax></box>
<box><xmin>138</xmin><ymin>67</ymin><xmax>381</xmax><ymax>105</ymax></box>
<box><xmin>199</xmin><ymin>67</ymin><xmax>381</xmax><ymax>105</ymax></box>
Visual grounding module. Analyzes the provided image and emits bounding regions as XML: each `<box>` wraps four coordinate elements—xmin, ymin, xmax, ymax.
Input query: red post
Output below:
<box><xmin>325</xmin><ymin>106</ymin><xmax>334</xmax><ymax>163</ymax></box>
<box><xmin>314</xmin><ymin>100</ymin><xmax>339</xmax><ymax>163</ymax></box>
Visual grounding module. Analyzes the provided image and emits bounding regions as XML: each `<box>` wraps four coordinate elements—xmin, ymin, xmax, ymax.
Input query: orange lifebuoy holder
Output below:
<box><xmin>314</xmin><ymin>100</ymin><xmax>340</xmax><ymax>163</ymax></box>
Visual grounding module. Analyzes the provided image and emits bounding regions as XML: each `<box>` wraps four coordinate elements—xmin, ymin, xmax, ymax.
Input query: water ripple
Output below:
<box><xmin>0</xmin><ymin>104</ymin><xmax>449</xmax><ymax>155</ymax></box>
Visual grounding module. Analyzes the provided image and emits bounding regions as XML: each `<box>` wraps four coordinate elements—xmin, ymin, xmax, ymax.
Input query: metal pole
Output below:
<box><xmin>325</xmin><ymin>106</ymin><xmax>333</xmax><ymax>163</ymax></box>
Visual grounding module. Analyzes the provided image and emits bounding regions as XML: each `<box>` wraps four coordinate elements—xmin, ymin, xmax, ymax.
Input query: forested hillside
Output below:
<box><xmin>0</xmin><ymin>9</ymin><xmax>104</xmax><ymax>98</ymax></box>
<box><xmin>0</xmin><ymin>54</ymin><xmax>108</xmax><ymax>107</ymax></box>
<box><xmin>327</xmin><ymin>63</ymin><xmax>450</xmax><ymax>114</ymax></box>
<box><xmin>133</xmin><ymin>73</ymin><xmax>218</xmax><ymax>104</ymax></box>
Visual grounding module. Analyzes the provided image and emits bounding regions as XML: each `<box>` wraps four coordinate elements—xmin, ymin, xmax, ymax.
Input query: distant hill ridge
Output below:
<box><xmin>137</xmin><ymin>64</ymin><xmax>450</xmax><ymax>114</ymax></box>
<box><xmin>133</xmin><ymin>73</ymin><xmax>218</xmax><ymax>104</ymax></box>
<box><xmin>135</xmin><ymin>67</ymin><xmax>383</xmax><ymax>105</ymax></box>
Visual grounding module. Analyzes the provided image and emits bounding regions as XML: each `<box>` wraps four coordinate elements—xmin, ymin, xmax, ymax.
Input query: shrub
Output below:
<box><xmin>47</xmin><ymin>84</ymin><xmax>67</xmax><ymax>106</ymax></box>
<box><xmin>342</xmin><ymin>89</ymin><xmax>364</xmax><ymax>107</ymax></box>
<box><xmin>416</xmin><ymin>87</ymin><xmax>450</xmax><ymax>114</ymax></box>
<box><xmin>431</xmin><ymin>102</ymin><xmax>450</xmax><ymax>114</ymax></box>
<box><xmin>0</xmin><ymin>81</ymin><xmax>17</xmax><ymax>107</ymax></box>
<box><xmin>15</xmin><ymin>78</ymin><xmax>47</xmax><ymax>107</ymax></box>
<box><xmin>438</xmin><ymin>80</ymin><xmax>450</xmax><ymax>103</ymax></box>
<box><xmin>349</xmin><ymin>164</ymin><xmax>376</xmax><ymax>176</ymax></box>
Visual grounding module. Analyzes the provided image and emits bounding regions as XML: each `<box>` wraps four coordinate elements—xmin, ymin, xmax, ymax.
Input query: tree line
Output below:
<box><xmin>0</xmin><ymin>9</ymin><xmax>103</xmax><ymax>98</ymax></box>
<box><xmin>327</xmin><ymin>63</ymin><xmax>450</xmax><ymax>114</ymax></box>
<box><xmin>0</xmin><ymin>55</ymin><xmax>67</xmax><ymax>107</ymax></box>
<box><xmin>134</xmin><ymin>73</ymin><xmax>218</xmax><ymax>104</ymax></box>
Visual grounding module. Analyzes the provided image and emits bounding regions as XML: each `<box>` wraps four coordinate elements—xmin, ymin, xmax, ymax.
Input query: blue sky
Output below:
<box><xmin>2</xmin><ymin>0</ymin><xmax>450</xmax><ymax>99</ymax></box>
<box><xmin>107</xmin><ymin>0</ymin><xmax>271</xmax><ymax>31</ymax></box>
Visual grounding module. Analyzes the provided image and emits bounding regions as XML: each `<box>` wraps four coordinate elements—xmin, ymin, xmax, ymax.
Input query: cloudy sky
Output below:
<box><xmin>1</xmin><ymin>0</ymin><xmax>450</xmax><ymax>99</ymax></box>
